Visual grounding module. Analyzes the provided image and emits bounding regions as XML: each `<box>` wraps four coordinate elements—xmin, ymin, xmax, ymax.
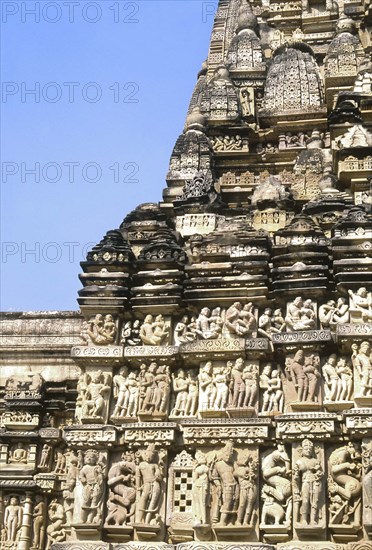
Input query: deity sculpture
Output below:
<box><xmin>112</xmin><ymin>367</ymin><xmax>139</xmax><ymax>418</ymax></box>
<box><xmin>77</xmin><ymin>450</ymin><xmax>105</xmax><ymax>524</ymax></box>
<box><xmin>135</xmin><ymin>444</ymin><xmax>165</xmax><ymax>525</ymax></box>
<box><xmin>348</xmin><ymin>287</ymin><xmax>372</xmax><ymax>323</ymax></box>
<box><xmin>352</xmin><ymin>341</ymin><xmax>372</xmax><ymax>397</ymax></box>
<box><xmin>336</xmin><ymin>357</ymin><xmax>353</xmax><ymax>402</ymax></box>
<box><xmin>9</xmin><ymin>443</ymin><xmax>28</xmax><ymax>464</ymax></box>
<box><xmin>260</xmin><ymin>364</ymin><xmax>284</xmax><ymax>414</ymax></box>
<box><xmin>139</xmin><ymin>314</ymin><xmax>169</xmax><ymax>346</ymax></box>
<box><xmin>192</xmin><ymin>451</ymin><xmax>210</xmax><ymax>526</ymax></box>
<box><xmin>85</xmin><ymin>313</ymin><xmax>117</xmax><ymax>345</ymax></box>
<box><xmin>261</xmin><ymin>444</ymin><xmax>292</xmax><ymax>526</ymax></box>
<box><xmin>285</xmin><ymin>297</ymin><xmax>316</xmax><ymax>332</ymax></box>
<box><xmin>293</xmin><ymin>439</ymin><xmax>323</xmax><ymax>525</ymax></box>
<box><xmin>106</xmin><ymin>453</ymin><xmax>136</xmax><ymax>526</ymax></box>
<box><xmin>242</xmin><ymin>363</ymin><xmax>258</xmax><ymax>408</ymax></box>
<box><xmin>322</xmin><ymin>354</ymin><xmax>339</xmax><ymax>402</ymax></box>
<box><xmin>4</xmin><ymin>496</ymin><xmax>23</xmax><ymax>545</ymax></box>
<box><xmin>210</xmin><ymin>441</ymin><xmax>237</xmax><ymax>526</ymax></box>
<box><xmin>173</xmin><ymin>316</ymin><xmax>197</xmax><ymax>345</ymax></box>
<box><xmin>32</xmin><ymin>497</ymin><xmax>46</xmax><ymax>550</ymax></box>
<box><xmin>228</xmin><ymin>357</ymin><xmax>245</xmax><ymax>408</ymax></box>
<box><xmin>198</xmin><ymin>362</ymin><xmax>217</xmax><ymax>412</ymax></box>
<box><xmin>328</xmin><ymin>443</ymin><xmax>362</xmax><ymax>527</ymax></box>
<box><xmin>45</xmin><ymin>500</ymin><xmax>65</xmax><ymax>550</ymax></box>
<box><xmin>234</xmin><ymin>450</ymin><xmax>258</xmax><ymax>526</ymax></box>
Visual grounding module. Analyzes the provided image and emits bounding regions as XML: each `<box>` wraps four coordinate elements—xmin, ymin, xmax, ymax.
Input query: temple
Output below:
<box><xmin>1</xmin><ymin>0</ymin><xmax>372</xmax><ymax>549</ymax></box>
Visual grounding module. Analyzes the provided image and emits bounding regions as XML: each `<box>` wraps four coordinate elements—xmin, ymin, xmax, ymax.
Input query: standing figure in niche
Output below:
<box><xmin>210</xmin><ymin>442</ymin><xmax>237</xmax><ymax>526</ymax></box>
<box><xmin>135</xmin><ymin>444</ymin><xmax>164</xmax><ymax>525</ymax></box>
<box><xmin>78</xmin><ymin>450</ymin><xmax>105</xmax><ymax>524</ymax></box>
<box><xmin>286</xmin><ymin>350</ymin><xmax>308</xmax><ymax>401</ymax></box>
<box><xmin>32</xmin><ymin>497</ymin><xmax>46</xmax><ymax>550</ymax></box>
<box><xmin>213</xmin><ymin>365</ymin><xmax>230</xmax><ymax>410</ymax></box>
<box><xmin>336</xmin><ymin>358</ymin><xmax>353</xmax><ymax>401</ymax></box>
<box><xmin>4</xmin><ymin>496</ymin><xmax>23</xmax><ymax>544</ymax></box>
<box><xmin>322</xmin><ymin>354</ymin><xmax>339</xmax><ymax>402</ymax></box>
<box><xmin>112</xmin><ymin>367</ymin><xmax>129</xmax><ymax>417</ymax></box>
<box><xmin>229</xmin><ymin>358</ymin><xmax>246</xmax><ymax>408</ymax></box>
<box><xmin>192</xmin><ymin>452</ymin><xmax>210</xmax><ymax>526</ymax></box>
<box><xmin>352</xmin><ymin>341</ymin><xmax>372</xmax><ymax>397</ymax></box>
<box><xmin>106</xmin><ymin>453</ymin><xmax>136</xmax><ymax>526</ymax></box>
<box><xmin>293</xmin><ymin>439</ymin><xmax>323</xmax><ymax>525</ymax></box>
<box><xmin>242</xmin><ymin>363</ymin><xmax>258</xmax><ymax>408</ymax></box>
<box><xmin>261</xmin><ymin>444</ymin><xmax>292</xmax><ymax>526</ymax></box>
<box><xmin>139</xmin><ymin>363</ymin><xmax>157</xmax><ymax>414</ymax></box>
<box><xmin>234</xmin><ymin>451</ymin><xmax>258</xmax><ymax>526</ymax></box>
<box><xmin>171</xmin><ymin>369</ymin><xmax>189</xmax><ymax>416</ymax></box>
<box><xmin>185</xmin><ymin>372</ymin><xmax>199</xmax><ymax>417</ymax></box>
<box><xmin>198</xmin><ymin>362</ymin><xmax>217</xmax><ymax>412</ymax></box>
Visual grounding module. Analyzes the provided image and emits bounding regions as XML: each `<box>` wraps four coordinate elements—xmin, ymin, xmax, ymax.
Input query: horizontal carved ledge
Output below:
<box><xmin>272</xmin><ymin>330</ymin><xmax>332</xmax><ymax>344</ymax></box>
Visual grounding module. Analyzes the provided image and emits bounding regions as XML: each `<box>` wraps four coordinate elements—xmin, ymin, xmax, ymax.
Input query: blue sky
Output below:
<box><xmin>1</xmin><ymin>0</ymin><xmax>216</xmax><ymax>311</ymax></box>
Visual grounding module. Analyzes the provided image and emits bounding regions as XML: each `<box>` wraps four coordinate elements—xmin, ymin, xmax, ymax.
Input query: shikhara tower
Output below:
<box><xmin>1</xmin><ymin>1</ymin><xmax>372</xmax><ymax>549</ymax></box>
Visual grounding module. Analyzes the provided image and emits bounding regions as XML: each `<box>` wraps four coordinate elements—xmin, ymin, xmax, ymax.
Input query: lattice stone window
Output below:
<box><xmin>166</xmin><ymin>450</ymin><xmax>195</xmax><ymax>535</ymax></box>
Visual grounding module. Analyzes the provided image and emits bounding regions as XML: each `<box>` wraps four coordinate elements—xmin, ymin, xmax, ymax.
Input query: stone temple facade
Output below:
<box><xmin>1</xmin><ymin>0</ymin><xmax>372</xmax><ymax>549</ymax></box>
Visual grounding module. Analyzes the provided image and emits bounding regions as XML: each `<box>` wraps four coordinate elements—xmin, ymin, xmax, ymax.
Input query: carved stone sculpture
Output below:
<box><xmin>209</xmin><ymin>441</ymin><xmax>237</xmax><ymax>526</ymax></box>
<box><xmin>234</xmin><ymin>450</ymin><xmax>258</xmax><ymax>526</ymax></box>
<box><xmin>84</xmin><ymin>313</ymin><xmax>117</xmax><ymax>345</ymax></box>
<box><xmin>261</xmin><ymin>444</ymin><xmax>292</xmax><ymax>528</ymax></box>
<box><xmin>319</xmin><ymin>298</ymin><xmax>349</xmax><ymax>330</ymax></box>
<box><xmin>362</xmin><ymin>440</ymin><xmax>372</xmax><ymax>530</ymax></box>
<box><xmin>260</xmin><ymin>364</ymin><xmax>284</xmax><ymax>414</ymax></box>
<box><xmin>195</xmin><ymin>307</ymin><xmax>223</xmax><ymax>340</ymax></box>
<box><xmin>135</xmin><ymin>444</ymin><xmax>165</xmax><ymax>526</ymax></box>
<box><xmin>285</xmin><ymin>297</ymin><xmax>316</xmax><ymax>332</ymax></box>
<box><xmin>62</xmin><ymin>454</ymin><xmax>78</xmax><ymax>525</ymax></box>
<box><xmin>39</xmin><ymin>444</ymin><xmax>52</xmax><ymax>470</ymax></box>
<box><xmin>32</xmin><ymin>497</ymin><xmax>46</xmax><ymax>550</ymax></box>
<box><xmin>75</xmin><ymin>449</ymin><xmax>105</xmax><ymax>524</ymax></box>
<box><xmin>3</xmin><ymin>496</ymin><xmax>23</xmax><ymax>546</ymax></box>
<box><xmin>76</xmin><ymin>370</ymin><xmax>111</xmax><ymax>423</ymax></box>
<box><xmin>45</xmin><ymin>500</ymin><xmax>65</xmax><ymax>550</ymax></box>
<box><xmin>352</xmin><ymin>341</ymin><xmax>372</xmax><ymax>398</ymax></box>
<box><xmin>224</xmin><ymin>302</ymin><xmax>257</xmax><ymax>338</ymax></box>
<box><xmin>348</xmin><ymin>287</ymin><xmax>372</xmax><ymax>323</ymax></box>
<box><xmin>106</xmin><ymin>452</ymin><xmax>136</xmax><ymax>526</ymax></box>
<box><xmin>293</xmin><ymin>439</ymin><xmax>323</xmax><ymax>525</ymax></box>
<box><xmin>328</xmin><ymin>443</ymin><xmax>362</xmax><ymax>529</ymax></box>
<box><xmin>121</xmin><ymin>320</ymin><xmax>141</xmax><ymax>346</ymax></box>
<box><xmin>192</xmin><ymin>451</ymin><xmax>210</xmax><ymax>526</ymax></box>
<box><xmin>285</xmin><ymin>350</ymin><xmax>321</xmax><ymax>404</ymax></box>
<box><xmin>258</xmin><ymin>308</ymin><xmax>285</xmax><ymax>339</ymax></box>
<box><xmin>112</xmin><ymin>367</ymin><xmax>139</xmax><ymax>419</ymax></box>
<box><xmin>139</xmin><ymin>314</ymin><xmax>169</xmax><ymax>346</ymax></box>
<box><xmin>174</xmin><ymin>316</ymin><xmax>197</xmax><ymax>345</ymax></box>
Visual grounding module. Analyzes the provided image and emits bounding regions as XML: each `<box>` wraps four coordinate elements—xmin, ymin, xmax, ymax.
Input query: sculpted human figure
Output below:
<box><xmin>210</xmin><ymin>442</ymin><xmax>237</xmax><ymax>526</ymax></box>
<box><xmin>171</xmin><ymin>369</ymin><xmax>189</xmax><ymax>416</ymax></box>
<box><xmin>135</xmin><ymin>444</ymin><xmax>164</xmax><ymax>525</ymax></box>
<box><xmin>285</xmin><ymin>297</ymin><xmax>316</xmax><ymax>331</ymax></box>
<box><xmin>9</xmin><ymin>442</ymin><xmax>28</xmax><ymax>464</ymax></box>
<box><xmin>192</xmin><ymin>452</ymin><xmax>210</xmax><ymax>526</ymax></box>
<box><xmin>196</xmin><ymin>307</ymin><xmax>221</xmax><ymax>339</ymax></box>
<box><xmin>262</xmin><ymin>368</ymin><xmax>284</xmax><ymax>413</ymax></box>
<box><xmin>234</xmin><ymin>451</ymin><xmax>258</xmax><ymax>526</ymax></box>
<box><xmin>154</xmin><ymin>364</ymin><xmax>171</xmax><ymax>414</ymax></box>
<box><xmin>45</xmin><ymin>500</ymin><xmax>65</xmax><ymax>550</ymax></box>
<box><xmin>198</xmin><ymin>362</ymin><xmax>217</xmax><ymax>412</ymax></box>
<box><xmin>258</xmin><ymin>308</ymin><xmax>284</xmax><ymax>339</ymax></box>
<box><xmin>261</xmin><ymin>444</ymin><xmax>292</xmax><ymax>526</ymax></box>
<box><xmin>242</xmin><ymin>363</ymin><xmax>258</xmax><ymax>408</ymax></box>
<box><xmin>121</xmin><ymin>319</ymin><xmax>141</xmax><ymax>346</ymax></box>
<box><xmin>328</xmin><ymin>443</ymin><xmax>362</xmax><ymax>526</ymax></box>
<box><xmin>293</xmin><ymin>439</ymin><xmax>323</xmax><ymax>525</ymax></box>
<box><xmin>62</xmin><ymin>455</ymin><xmax>78</xmax><ymax>525</ymax></box>
<box><xmin>139</xmin><ymin>362</ymin><xmax>157</xmax><ymax>413</ymax></box>
<box><xmin>152</xmin><ymin>314</ymin><xmax>169</xmax><ymax>345</ymax></box>
<box><xmin>185</xmin><ymin>372</ymin><xmax>198</xmax><ymax>417</ymax></box>
<box><xmin>352</xmin><ymin>341</ymin><xmax>372</xmax><ymax>396</ymax></box>
<box><xmin>322</xmin><ymin>354</ymin><xmax>339</xmax><ymax>401</ymax></box>
<box><xmin>82</xmin><ymin>370</ymin><xmax>111</xmax><ymax>420</ymax></box>
<box><xmin>336</xmin><ymin>358</ymin><xmax>353</xmax><ymax>401</ymax></box>
<box><xmin>229</xmin><ymin>357</ymin><xmax>245</xmax><ymax>408</ymax></box>
<box><xmin>112</xmin><ymin>367</ymin><xmax>129</xmax><ymax>417</ymax></box>
<box><xmin>139</xmin><ymin>315</ymin><xmax>159</xmax><ymax>346</ymax></box>
<box><xmin>106</xmin><ymin>453</ymin><xmax>136</xmax><ymax>526</ymax></box>
<box><xmin>303</xmin><ymin>354</ymin><xmax>320</xmax><ymax>402</ymax></box>
<box><xmin>348</xmin><ymin>287</ymin><xmax>372</xmax><ymax>322</ymax></box>
<box><xmin>32</xmin><ymin>497</ymin><xmax>46</xmax><ymax>549</ymax></box>
<box><xmin>87</xmin><ymin>313</ymin><xmax>116</xmax><ymax>345</ymax></box>
<box><xmin>213</xmin><ymin>365</ymin><xmax>230</xmax><ymax>410</ymax></box>
<box><xmin>39</xmin><ymin>444</ymin><xmax>52</xmax><ymax>469</ymax></box>
<box><xmin>285</xmin><ymin>350</ymin><xmax>308</xmax><ymax>401</ymax></box>
<box><xmin>53</xmin><ymin>450</ymin><xmax>66</xmax><ymax>475</ymax></box>
<box><xmin>174</xmin><ymin>316</ymin><xmax>196</xmax><ymax>345</ymax></box>
<box><xmin>4</xmin><ymin>497</ymin><xmax>23</xmax><ymax>543</ymax></box>
<box><xmin>78</xmin><ymin>450</ymin><xmax>105</xmax><ymax>523</ymax></box>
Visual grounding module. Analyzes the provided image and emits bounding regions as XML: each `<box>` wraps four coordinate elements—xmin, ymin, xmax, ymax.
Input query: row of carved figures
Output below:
<box><xmin>81</xmin><ymin>290</ymin><xmax>372</xmax><ymax>346</ymax></box>
<box><xmin>1</xmin><ymin>440</ymin><xmax>371</xmax><ymax>547</ymax></box>
<box><xmin>71</xmin><ymin>344</ymin><xmax>372</xmax><ymax>423</ymax></box>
